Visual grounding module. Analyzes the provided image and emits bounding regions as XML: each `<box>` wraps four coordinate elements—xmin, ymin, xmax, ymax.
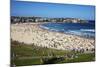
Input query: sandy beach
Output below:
<box><xmin>11</xmin><ymin>23</ymin><xmax>95</xmax><ymax>51</ymax></box>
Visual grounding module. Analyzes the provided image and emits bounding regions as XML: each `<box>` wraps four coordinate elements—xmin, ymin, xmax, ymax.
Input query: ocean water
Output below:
<box><xmin>40</xmin><ymin>21</ymin><xmax>95</xmax><ymax>38</ymax></box>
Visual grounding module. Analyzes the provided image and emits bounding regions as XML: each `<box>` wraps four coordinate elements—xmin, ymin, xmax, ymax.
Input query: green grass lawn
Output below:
<box><xmin>12</xmin><ymin>58</ymin><xmax>42</xmax><ymax>66</ymax></box>
<box><xmin>57</xmin><ymin>53</ymin><xmax>95</xmax><ymax>64</ymax></box>
<box><xmin>11</xmin><ymin>40</ymin><xmax>95</xmax><ymax>66</ymax></box>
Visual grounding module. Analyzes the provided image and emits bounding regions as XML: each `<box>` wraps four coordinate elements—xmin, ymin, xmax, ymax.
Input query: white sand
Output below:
<box><xmin>11</xmin><ymin>23</ymin><xmax>95</xmax><ymax>51</ymax></box>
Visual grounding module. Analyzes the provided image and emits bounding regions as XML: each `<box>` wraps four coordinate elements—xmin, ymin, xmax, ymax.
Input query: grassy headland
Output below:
<box><xmin>11</xmin><ymin>40</ymin><xmax>95</xmax><ymax>66</ymax></box>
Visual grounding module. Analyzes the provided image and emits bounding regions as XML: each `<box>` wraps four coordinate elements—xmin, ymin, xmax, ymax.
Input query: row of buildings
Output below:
<box><xmin>11</xmin><ymin>16</ymin><xmax>87</xmax><ymax>24</ymax></box>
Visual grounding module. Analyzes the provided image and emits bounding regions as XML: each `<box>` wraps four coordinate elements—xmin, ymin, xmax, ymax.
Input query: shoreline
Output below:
<box><xmin>39</xmin><ymin>25</ymin><xmax>95</xmax><ymax>40</ymax></box>
<box><xmin>39</xmin><ymin>23</ymin><xmax>95</xmax><ymax>40</ymax></box>
<box><xmin>11</xmin><ymin>23</ymin><xmax>95</xmax><ymax>51</ymax></box>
